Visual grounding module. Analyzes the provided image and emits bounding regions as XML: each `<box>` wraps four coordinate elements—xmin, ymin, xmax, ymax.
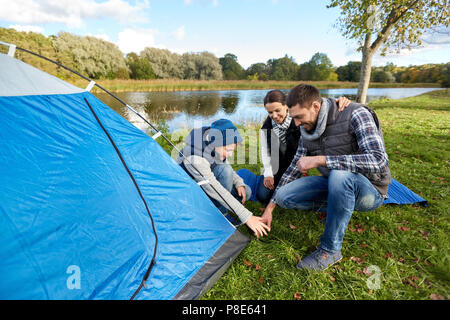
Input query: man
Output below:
<box><xmin>261</xmin><ymin>84</ymin><xmax>391</xmax><ymax>270</ymax></box>
<box><xmin>178</xmin><ymin>118</ymin><xmax>270</xmax><ymax>239</ymax></box>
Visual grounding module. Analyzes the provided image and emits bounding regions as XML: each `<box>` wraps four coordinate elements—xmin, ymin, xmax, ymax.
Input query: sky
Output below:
<box><xmin>0</xmin><ymin>0</ymin><xmax>449</xmax><ymax>68</ymax></box>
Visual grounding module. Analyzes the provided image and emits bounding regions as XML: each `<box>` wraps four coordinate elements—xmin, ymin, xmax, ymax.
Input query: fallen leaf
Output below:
<box><xmin>409</xmin><ymin>276</ymin><xmax>419</xmax><ymax>282</ymax></box>
<box><xmin>397</xmin><ymin>226</ymin><xmax>409</xmax><ymax>231</ymax></box>
<box><xmin>363</xmin><ymin>267</ymin><xmax>373</xmax><ymax>276</ymax></box>
<box><xmin>243</xmin><ymin>260</ymin><xmax>252</xmax><ymax>267</ymax></box>
<box><xmin>402</xmin><ymin>278</ymin><xmax>419</xmax><ymax>289</ymax></box>
<box><xmin>330</xmin><ymin>276</ymin><xmax>336</xmax><ymax>282</ymax></box>
<box><xmin>258</xmin><ymin>276</ymin><xmax>264</xmax><ymax>284</ymax></box>
<box><xmin>430</xmin><ymin>293</ymin><xmax>444</xmax><ymax>300</ymax></box>
<box><xmin>398</xmin><ymin>257</ymin><xmax>405</xmax><ymax>264</ymax></box>
<box><xmin>267</xmin><ymin>254</ymin><xmax>273</xmax><ymax>258</ymax></box>
<box><xmin>385</xmin><ymin>253</ymin><xmax>394</xmax><ymax>259</ymax></box>
<box><xmin>294</xmin><ymin>292</ymin><xmax>302</xmax><ymax>300</ymax></box>
<box><xmin>289</xmin><ymin>224</ymin><xmax>297</xmax><ymax>230</ymax></box>
<box><xmin>351</xmin><ymin>256</ymin><xmax>363</xmax><ymax>264</ymax></box>
<box><xmin>419</xmin><ymin>230</ymin><xmax>428</xmax><ymax>236</ymax></box>
<box><xmin>360</xmin><ymin>244</ymin><xmax>369</xmax><ymax>248</ymax></box>
<box><xmin>255</xmin><ymin>264</ymin><xmax>262</xmax><ymax>271</ymax></box>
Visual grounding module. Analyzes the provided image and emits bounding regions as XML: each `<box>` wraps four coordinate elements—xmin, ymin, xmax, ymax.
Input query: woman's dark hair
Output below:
<box><xmin>286</xmin><ymin>84</ymin><xmax>321</xmax><ymax>108</ymax></box>
<box><xmin>263</xmin><ymin>90</ymin><xmax>286</xmax><ymax>106</ymax></box>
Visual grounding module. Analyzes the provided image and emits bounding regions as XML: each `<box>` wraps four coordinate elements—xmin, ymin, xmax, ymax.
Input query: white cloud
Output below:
<box><xmin>0</xmin><ymin>0</ymin><xmax>150</xmax><ymax>28</ymax></box>
<box><xmin>172</xmin><ymin>26</ymin><xmax>185</xmax><ymax>40</ymax></box>
<box><xmin>116</xmin><ymin>28</ymin><xmax>160</xmax><ymax>54</ymax></box>
<box><xmin>8</xmin><ymin>24</ymin><xmax>44</xmax><ymax>34</ymax></box>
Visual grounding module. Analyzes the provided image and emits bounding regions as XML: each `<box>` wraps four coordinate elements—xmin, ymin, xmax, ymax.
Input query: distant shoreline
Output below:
<box><xmin>69</xmin><ymin>79</ymin><xmax>441</xmax><ymax>93</ymax></box>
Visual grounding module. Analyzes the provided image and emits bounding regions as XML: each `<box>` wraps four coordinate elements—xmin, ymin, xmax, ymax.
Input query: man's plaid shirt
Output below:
<box><xmin>270</xmin><ymin>106</ymin><xmax>389</xmax><ymax>203</ymax></box>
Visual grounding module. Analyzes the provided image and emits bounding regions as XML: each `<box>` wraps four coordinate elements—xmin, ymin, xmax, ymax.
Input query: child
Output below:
<box><xmin>177</xmin><ymin>119</ymin><xmax>270</xmax><ymax>238</ymax></box>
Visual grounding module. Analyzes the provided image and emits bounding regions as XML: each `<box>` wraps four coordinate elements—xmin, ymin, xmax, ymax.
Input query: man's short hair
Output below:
<box><xmin>286</xmin><ymin>84</ymin><xmax>321</xmax><ymax>108</ymax></box>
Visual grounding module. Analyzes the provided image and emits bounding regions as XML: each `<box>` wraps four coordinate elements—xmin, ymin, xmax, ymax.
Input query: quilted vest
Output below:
<box><xmin>302</xmin><ymin>99</ymin><xmax>392</xmax><ymax>195</ymax></box>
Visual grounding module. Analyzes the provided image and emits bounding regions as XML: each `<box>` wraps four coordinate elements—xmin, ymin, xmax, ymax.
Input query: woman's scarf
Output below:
<box><xmin>272</xmin><ymin>113</ymin><xmax>292</xmax><ymax>144</ymax></box>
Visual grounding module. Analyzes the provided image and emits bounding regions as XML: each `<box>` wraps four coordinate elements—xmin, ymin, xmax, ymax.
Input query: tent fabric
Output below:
<box><xmin>0</xmin><ymin>53</ymin><xmax>84</xmax><ymax>96</ymax></box>
<box><xmin>0</xmin><ymin>52</ymin><xmax>249</xmax><ymax>300</ymax></box>
<box><xmin>236</xmin><ymin>169</ymin><xmax>427</xmax><ymax>206</ymax></box>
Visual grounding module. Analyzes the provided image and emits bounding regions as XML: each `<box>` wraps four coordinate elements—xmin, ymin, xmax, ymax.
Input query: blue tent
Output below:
<box><xmin>0</xmin><ymin>50</ymin><xmax>249</xmax><ymax>300</ymax></box>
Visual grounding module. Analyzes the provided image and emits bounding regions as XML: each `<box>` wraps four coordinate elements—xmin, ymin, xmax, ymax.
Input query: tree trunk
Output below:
<box><xmin>357</xmin><ymin>34</ymin><xmax>374</xmax><ymax>104</ymax></box>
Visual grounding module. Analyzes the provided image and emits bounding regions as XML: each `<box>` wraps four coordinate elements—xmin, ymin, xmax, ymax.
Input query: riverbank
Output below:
<box><xmin>71</xmin><ymin>78</ymin><xmax>441</xmax><ymax>93</ymax></box>
<box><xmin>195</xmin><ymin>89</ymin><xmax>449</xmax><ymax>300</ymax></box>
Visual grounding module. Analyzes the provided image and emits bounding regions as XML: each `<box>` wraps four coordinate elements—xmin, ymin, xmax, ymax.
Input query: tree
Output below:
<box><xmin>126</xmin><ymin>52</ymin><xmax>155</xmax><ymax>80</ymax></box>
<box><xmin>140</xmin><ymin>47</ymin><xmax>183</xmax><ymax>79</ymax></box>
<box><xmin>371</xmin><ymin>69</ymin><xmax>396</xmax><ymax>82</ymax></box>
<box><xmin>246</xmin><ymin>62</ymin><xmax>269</xmax><ymax>80</ymax></box>
<box><xmin>267</xmin><ymin>55</ymin><xmax>299</xmax><ymax>80</ymax></box>
<box><xmin>52</xmin><ymin>32</ymin><xmax>127</xmax><ymax>79</ymax></box>
<box><xmin>298</xmin><ymin>53</ymin><xmax>337</xmax><ymax>81</ymax></box>
<box><xmin>336</xmin><ymin>61</ymin><xmax>362</xmax><ymax>82</ymax></box>
<box><xmin>309</xmin><ymin>52</ymin><xmax>337</xmax><ymax>81</ymax></box>
<box><xmin>219</xmin><ymin>53</ymin><xmax>245</xmax><ymax>80</ymax></box>
<box><xmin>182</xmin><ymin>52</ymin><xmax>223</xmax><ymax>80</ymax></box>
<box><xmin>0</xmin><ymin>27</ymin><xmax>76</xmax><ymax>80</ymax></box>
<box><xmin>328</xmin><ymin>0</ymin><xmax>449</xmax><ymax>103</ymax></box>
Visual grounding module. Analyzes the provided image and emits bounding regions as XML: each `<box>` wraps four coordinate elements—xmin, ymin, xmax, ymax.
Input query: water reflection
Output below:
<box><xmin>93</xmin><ymin>87</ymin><xmax>441</xmax><ymax>133</ymax></box>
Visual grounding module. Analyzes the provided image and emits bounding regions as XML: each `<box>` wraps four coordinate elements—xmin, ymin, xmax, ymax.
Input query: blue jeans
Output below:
<box><xmin>210</xmin><ymin>163</ymin><xmax>251</xmax><ymax>214</ymax></box>
<box><xmin>274</xmin><ymin>170</ymin><xmax>384</xmax><ymax>252</ymax></box>
<box><xmin>256</xmin><ymin>177</ymin><xmax>274</xmax><ymax>205</ymax></box>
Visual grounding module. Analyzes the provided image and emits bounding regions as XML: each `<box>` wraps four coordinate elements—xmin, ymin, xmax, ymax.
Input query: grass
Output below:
<box><xmin>192</xmin><ymin>89</ymin><xmax>449</xmax><ymax>300</ymax></box>
<box><xmin>70</xmin><ymin>78</ymin><xmax>441</xmax><ymax>93</ymax></box>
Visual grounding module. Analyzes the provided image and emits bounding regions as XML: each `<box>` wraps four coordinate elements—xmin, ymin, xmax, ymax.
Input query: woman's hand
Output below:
<box><xmin>336</xmin><ymin>96</ymin><xmax>351</xmax><ymax>111</ymax></box>
<box><xmin>263</xmin><ymin>176</ymin><xmax>275</xmax><ymax>190</ymax></box>
<box><xmin>246</xmin><ymin>215</ymin><xmax>270</xmax><ymax>239</ymax></box>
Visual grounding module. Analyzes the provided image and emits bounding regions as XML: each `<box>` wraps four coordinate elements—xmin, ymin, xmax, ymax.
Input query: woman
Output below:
<box><xmin>257</xmin><ymin>90</ymin><xmax>350</xmax><ymax>204</ymax></box>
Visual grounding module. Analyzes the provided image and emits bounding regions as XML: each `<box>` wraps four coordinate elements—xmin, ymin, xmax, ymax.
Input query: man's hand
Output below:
<box><xmin>237</xmin><ymin>186</ymin><xmax>247</xmax><ymax>203</ymax></box>
<box><xmin>263</xmin><ymin>176</ymin><xmax>275</xmax><ymax>190</ymax></box>
<box><xmin>246</xmin><ymin>216</ymin><xmax>270</xmax><ymax>239</ymax></box>
<box><xmin>261</xmin><ymin>202</ymin><xmax>276</xmax><ymax>230</ymax></box>
<box><xmin>336</xmin><ymin>96</ymin><xmax>351</xmax><ymax>111</ymax></box>
<box><xmin>296</xmin><ymin>156</ymin><xmax>326</xmax><ymax>175</ymax></box>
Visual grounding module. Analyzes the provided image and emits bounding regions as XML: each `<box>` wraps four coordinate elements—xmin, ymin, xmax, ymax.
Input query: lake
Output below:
<box><xmin>94</xmin><ymin>87</ymin><xmax>441</xmax><ymax>133</ymax></box>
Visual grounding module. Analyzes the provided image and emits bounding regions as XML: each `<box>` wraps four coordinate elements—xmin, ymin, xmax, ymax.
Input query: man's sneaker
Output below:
<box><xmin>296</xmin><ymin>247</ymin><xmax>342</xmax><ymax>271</ymax></box>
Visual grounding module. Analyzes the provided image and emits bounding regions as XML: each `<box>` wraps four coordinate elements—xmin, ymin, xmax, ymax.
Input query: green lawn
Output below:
<box><xmin>199</xmin><ymin>89</ymin><xmax>450</xmax><ymax>300</ymax></box>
